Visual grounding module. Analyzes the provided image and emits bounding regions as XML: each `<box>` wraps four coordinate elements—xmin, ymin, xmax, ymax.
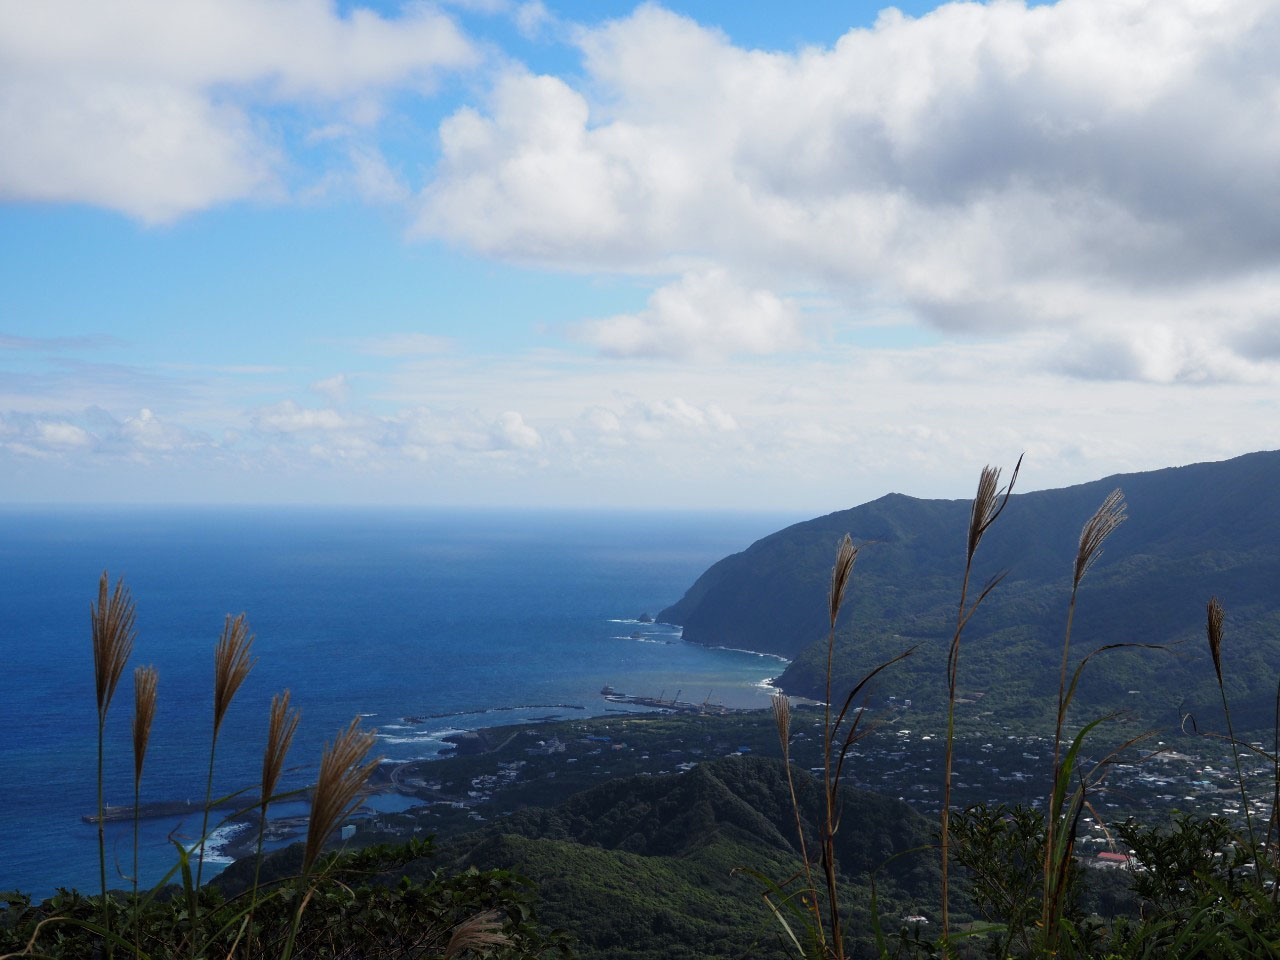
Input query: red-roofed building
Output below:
<box><xmin>1092</xmin><ymin>852</ymin><xmax>1131</xmax><ymax>870</ymax></box>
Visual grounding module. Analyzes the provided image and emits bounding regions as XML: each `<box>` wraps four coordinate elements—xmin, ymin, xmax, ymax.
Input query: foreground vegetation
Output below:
<box><xmin>2</xmin><ymin>574</ymin><xmax>566</xmax><ymax>960</ymax></box>
<box><xmin>2</xmin><ymin>841</ymin><xmax>566</xmax><ymax>959</ymax></box>
<box><xmin>5</xmin><ymin>456</ymin><xmax>1280</xmax><ymax>957</ymax></box>
<box><xmin>743</xmin><ymin>459</ymin><xmax>1280</xmax><ymax>958</ymax></box>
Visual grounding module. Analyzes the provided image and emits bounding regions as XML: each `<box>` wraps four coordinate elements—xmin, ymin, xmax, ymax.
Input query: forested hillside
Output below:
<box><xmin>433</xmin><ymin>756</ymin><xmax>941</xmax><ymax>959</ymax></box>
<box><xmin>659</xmin><ymin>451</ymin><xmax>1280</xmax><ymax>729</ymax></box>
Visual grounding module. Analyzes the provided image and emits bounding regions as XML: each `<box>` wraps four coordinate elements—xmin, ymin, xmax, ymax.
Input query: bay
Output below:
<box><xmin>0</xmin><ymin>507</ymin><xmax>796</xmax><ymax>897</ymax></box>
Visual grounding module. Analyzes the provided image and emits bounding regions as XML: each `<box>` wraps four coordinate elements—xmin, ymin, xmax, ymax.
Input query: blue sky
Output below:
<box><xmin>2</xmin><ymin>0</ymin><xmax>1278</xmax><ymax>509</ymax></box>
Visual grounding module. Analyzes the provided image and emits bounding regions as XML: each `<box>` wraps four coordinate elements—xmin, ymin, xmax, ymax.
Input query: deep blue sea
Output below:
<box><xmin>0</xmin><ymin>507</ymin><xmax>797</xmax><ymax>898</ymax></box>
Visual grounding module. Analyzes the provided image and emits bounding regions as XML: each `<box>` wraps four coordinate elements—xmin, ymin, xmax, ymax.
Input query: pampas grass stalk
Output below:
<box><xmin>443</xmin><ymin>910</ymin><xmax>511</xmax><ymax>958</ymax></box>
<box><xmin>302</xmin><ymin>718</ymin><xmax>379</xmax><ymax>875</ymax></box>
<box><xmin>196</xmin><ymin>614</ymin><xmax>256</xmax><ymax>891</ymax></box>
<box><xmin>822</xmin><ymin>535</ymin><xmax>857</xmax><ymax>958</ymax></box>
<box><xmin>1044</xmin><ymin>489</ymin><xmax>1125</xmax><ymax>915</ymax></box>
<box><xmin>92</xmin><ymin>571</ymin><xmax>136</xmax><ymax>958</ymax></box>
<box><xmin>131</xmin><ymin>666</ymin><xmax>157</xmax><ymax>958</ymax></box>
<box><xmin>757</xmin><ymin>534</ymin><xmax>915</xmax><ymax>959</ymax></box>
<box><xmin>248</xmin><ymin>690</ymin><xmax>300</xmax><ymax>933</ymax></box>
<box><xmin>282</xmin><ymin>718</ymin><xmax>378</xmax><ymax>960</ymax></box>
<box><xmin>1208</xmin><ymin>597</ymin><xmax>1260</xmax><ymax>871</ymax></box>
<box><xmin>941</xmin><ymin>457</ymin><xmax>1020</xmax><ymax>936</ymax></box>
<box><xmin>772</xmin><ymin>692</ymin><xmax>824</xmax><ymax>945</ymax></box>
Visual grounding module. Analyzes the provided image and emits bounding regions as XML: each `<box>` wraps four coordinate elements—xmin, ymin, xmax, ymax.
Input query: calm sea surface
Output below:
<box><xmin>0</xmin><ymin>507</ymin><xmax>796</xmax><ymax>897</ymax></box>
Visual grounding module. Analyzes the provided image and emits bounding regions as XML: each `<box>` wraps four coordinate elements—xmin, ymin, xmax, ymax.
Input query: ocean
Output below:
<box><xmin>0</xmin><ymin>507</ymin><xmax>797</xmax><ymax>898</ymax></box>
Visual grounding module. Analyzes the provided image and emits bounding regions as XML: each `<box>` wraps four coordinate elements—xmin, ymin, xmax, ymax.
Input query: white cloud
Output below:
<box><xmin>243</xmin><ymin>400</ymin><xmax>547</xmax><ymax>465</ymax></box>
<box><xmin>581</xmin><ymin>269</ymin><xmax>804</xmax><ymax>358</ymax></box>
<box><xmin>346</xmin><ymin>144</ymin><xmax>410</xmax><ymax>204</ymax></box>
<box><xmin>253</xmin><ymin>401</ymin><xmax>362</xmax><ymax>433</ymax></box>
<box><xmin>514</xmin><ymin>2</ymin><xmax>553</xmax><ymax>39</ymax></box>
<box><xmin>0</xmin><ymin>407</ymin><xmax>207</xmax><ymax>460</ymax></box>
<box><xmin>3</xmin><ymin>340</ymin><xmax>1278</xmax><ymax>507</ymax></box>
<box><xmin>417</xmin><ymin>0</ymin><xmax>1280</xmax><ymax>379</ymax></box>
<box><xmin>0</xmin><ymin>0</ymin><xmax>477</xmax><ymax>221</ymax></box>
<box><xmin>1053</xmin><ymin>323</ymin><xmax>1270</xmax><ymax>385</ymax></box>
<box><xmin>311</xmin><ymin>373</ymin><xmax>351</xmax><ymax>404</ymax></box>
<box><xmin>37</xmin><ymin>420</ymin><xmax>91</xmax><ymax>448</ymax></box>
<box><xmin>577</xmin><ymin>397</ymin><xmax>738</xmax><ymax>444</ymax></box>
<box><xmin>121</xmin><ymin>407</ymin><xmax>191</xmax><ymax>451</ymax></box>
<box><xmin>493</xmin><ymin>410</ymin><xmax>541</xmax><ymax>449</ymax></box>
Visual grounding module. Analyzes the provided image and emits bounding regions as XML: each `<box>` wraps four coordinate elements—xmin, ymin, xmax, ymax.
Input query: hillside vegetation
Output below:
<box><xmin>660</xmin><ymin>450</ymin><xmax>1280</xmax><ymax>729</ymax></box>
<box><xmin>432</xmin><ymin>756</ymin><xmax>941</xmax><ymax>960</ymax></box>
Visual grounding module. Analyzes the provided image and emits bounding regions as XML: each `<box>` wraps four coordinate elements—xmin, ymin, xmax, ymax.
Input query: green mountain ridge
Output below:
<box><xmin>658</xmin><ymin>450</ymin><xmax>1280</xmax><ymax>729</ymax></box>
<box><xmin>433</xmin><ymin>755</ymin><xmax>941</xmax><ymax>959</ymax></box>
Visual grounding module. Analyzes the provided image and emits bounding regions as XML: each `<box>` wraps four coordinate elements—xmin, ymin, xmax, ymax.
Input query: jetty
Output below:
<box><xmin>82</xmin><ymin>798</ymin><xmax>252</xmax><ymax>824</ymax></box>
<box><xmin>600</xmin><ymin>688</ymin><xmax>737</xmax><ymax>716</ymax></box>
<box><xmin>402</xmin><ymin>703</ymin><xmax>584</xmax><ymax>724</ymax></box>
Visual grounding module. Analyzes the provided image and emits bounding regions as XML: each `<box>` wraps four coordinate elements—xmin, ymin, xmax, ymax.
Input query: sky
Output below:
<box><xmin>2</xmin><ymin>0</ymin><xmax>1278</xmax><ymax>511</ymax></box>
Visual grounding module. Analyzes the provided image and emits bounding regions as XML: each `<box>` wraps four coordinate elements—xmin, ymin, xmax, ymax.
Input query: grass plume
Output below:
<box><xmin>281</xmin><ymin>718</ymin><xmax>379</xmax><ymax>960</ymax></box>
<box><xmin>93</xmin><ymin>572</ymin><xmax>136</xmax><ymax>723</ymax></box>
<box><xmin>250</xmin><ymin>690</ymin><xmax>301</xmax><ymax>928</ymax></box>
<box><xmin>131</xmin><ymin>665</ymin><xmax>157</xmax><ymax>958</ymax></box>
<box><xmin>91</xmin><ymin>571</ymin><xmax>136</xmax><ymax>957</ymax></box>
<box><xmin>1208</xmin><ymin>596</ymin><xmax>1259</xmax><ymax>870</ymax></box>
<box><xmin>1039</xmin><ymin>489</ymin><xmax>1142</xmax><ymax>947</ymax></box>
<box><xmin>443</xmin><ymin>910</ymin><xmax>511</xmax><ymax>958</ymax></box>
<box><xmin>1207</xmin><ymin>595</ymin><xmax>1225</xmax><ymax>687</ymax></box>
<box><xmin>1047</xmin><ymin>490</ymin><xmax>1126</xmax><ymax>889</ymax></box>
<box><xmin>132</xmin><ymin>666</ymin><xmax>158</xmax><ymax>789</ymax></box>
<box><xmin>1073</xmin><ymin>488</ymin><xmax>1127</xmax><ymax>590</ymax></box>
<box><xmin>213</xmin><ymin>613</ymin><xmax>256</xmax><ymax>734</ymax></box>
<box><xmin>196</xmin><ymin>614</ymin><xmax>256</xmax><ymax>890</ymax></box>
<box><xmin>941</xmin><ymin>456</ymin><xmax>1020</xmax><ymax>935</ymax></box>
<box><xmin>302</xmin><ymin>717</ymin><xmax>379</xmax><ymax>875</ymax></box>
<box><xmin>822</xmin><ymin>535</ymin><xmax>858</xmax><ymax>957</ymax></box>
<box><xmin>262</xmin><ymin>689</ymin><xmax>300</xmax><ymax>816</ymax></box>
<box><xmin>829</xmin><ymin>533</ymin><xmax>857</xmax><ymax>631</ymax></box>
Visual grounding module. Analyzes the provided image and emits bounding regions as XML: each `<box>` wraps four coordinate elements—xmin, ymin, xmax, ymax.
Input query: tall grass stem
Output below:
<box><xmin>92</xmin><ymin>571</ymin><xmax>136</xmax><ymax>960</ymax></box>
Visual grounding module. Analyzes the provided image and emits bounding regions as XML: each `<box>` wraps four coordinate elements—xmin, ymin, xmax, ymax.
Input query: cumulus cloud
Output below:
<box><xmin>417</xmin><ymin>0</ymin><xmax>1280</xmax><ymax>378</ymax></box>
<box><xmin>120</xmin><ymin>407</ymin><xmax>195</xmax><ymax>451</ymax></box>
<box><xmin>253</xmin><ymin>401</ymin><xmax>363</xmax><ymax>433</ymax></box>
<box><xmin>578</xmin><ymin>397</ymin><xmax>738</xmax><ymax>443</ymax></box>
<box><xmin>37</xmin><ymin>421</ymin><xmax>92</xmax><ymax>448</ymax></box>
<box><xmin>1053</xmin><ymin>323</ymin><xmax>1270</xmax><ymax>385</ymax></box>
<box><xmin>244</xmin><ymin>400</ymin><xmax>546</xmax><ymax>465</ymax></box>
<box><xmin>0</xmin><ymin>407</ymin><xmax>206</xmax><ymax>459</ymax></box>
<box><xmin>514</xmin><ymin>2</ymin><xmax>554</xmax><ymax>39</ymax></box>
<box><xmin>311</xmin><ymin>373</ymin><xmax>351</xmax><ymax>405</ymax></box>
<box><xmin>493</xmin><ymin>410</ymin><xmax>542</xmax><ymax>449</ymax></box>
<box><xmin>0</xmin><ymin>0</ymin><xmax>477</xmax><ymax>221</ymax></box>
<box><xmin>4</xmin><ymin>341</ymin><xmax>1279</xmax><ymax>506</ymax></box>
<box><xmin>581</xmin><ymin>269</ymin><xmax>804</xmax><ymax>358</ymax></box>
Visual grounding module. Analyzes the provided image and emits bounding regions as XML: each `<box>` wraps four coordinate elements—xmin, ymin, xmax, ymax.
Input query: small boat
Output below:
<box><xmin>600</xmin><ymin>684</ymin><xmax>618</xmax><ymax>696</ymax></box>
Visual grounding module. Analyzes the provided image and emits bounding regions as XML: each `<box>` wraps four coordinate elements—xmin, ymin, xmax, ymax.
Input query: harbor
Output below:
<box><xmin>599</xmin><ymin>685</ymin><xmax>740</xmax><ymax>715</ymax></box>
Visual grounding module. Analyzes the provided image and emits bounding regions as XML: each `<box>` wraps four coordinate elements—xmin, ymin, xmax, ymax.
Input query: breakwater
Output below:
<box><xmin>83</xmin><ymin>798</ymin><xmax>254</xmax><ymax>824</ymax></box>
<box><xmin>401</xmin><ymin>703</ymin><xmax>585</xmax><ymax>723</ymax></box>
